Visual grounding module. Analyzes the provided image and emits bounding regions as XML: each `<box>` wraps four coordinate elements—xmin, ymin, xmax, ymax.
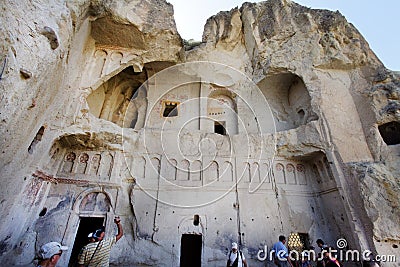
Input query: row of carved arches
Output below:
<box><xmin>310</xmin><ymin>157</ymin><xmax>334</xmax><ymax>184</ymax></box>
<box><xmin>57</xmin><ymin>151</ymin><xmax>114</xmax><ymax>179</ymax></box>
<box><xmin>274</xmin><ymin>163</ymin><xmax>307</xmax><ymax>185</ymax></box>
<box><xmin>130</xmin><ymin>156</ymin><xmax>307</xmax><ymax>185</ymax></box>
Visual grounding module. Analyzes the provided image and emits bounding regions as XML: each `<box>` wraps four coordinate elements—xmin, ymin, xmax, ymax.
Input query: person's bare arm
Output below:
<box><xmin>243</xmin><ymin>258</ymin><xmax>248</xmax><ymax>267</ymax></box>
<box><xmin>114</xmin><ymin>216</ymin><xmax>123</xmax><ymax>242</ymax></box>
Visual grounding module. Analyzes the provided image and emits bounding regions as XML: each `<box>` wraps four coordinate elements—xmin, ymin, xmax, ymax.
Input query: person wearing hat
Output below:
<box><xmin>227</xmin><ymin>242</ymin><xmax>248</xmax><ymax>267</ymax></box>
<box><xmin>87</xmin><ymin>232</ymin><xmax>96</xmax><ymax>243</ymax></box>
<box><xmin>37</xmin><ymin>241</ymin><xmax>68</xmax><ymax>267</ymax></box>
<box><xmin>77</xmin><ymin>216</ymin><xmax>123</xmax><ymax>267</ymax></box>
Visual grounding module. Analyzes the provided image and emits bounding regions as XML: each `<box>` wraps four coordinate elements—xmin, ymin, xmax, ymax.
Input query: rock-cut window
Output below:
<box><xmin>163</xmin><ymin>101</ymin><xmax>179</xmax><ymax>117</ymax></box>
<box><xmin>214</xmin><ymin>121</ymin><xmax>226</xmax><ymax>135</ymax></box>
<box><xmin>378</xmin><ymin>121</ymin><xmax>400</xmax><ymax>145</ymax></box>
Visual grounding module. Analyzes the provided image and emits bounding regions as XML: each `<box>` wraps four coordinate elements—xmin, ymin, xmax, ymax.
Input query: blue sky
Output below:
<box><xmin>168</xmin><ymin>0</ymin><xmax>399</xmax><ymax>70</ymax></box>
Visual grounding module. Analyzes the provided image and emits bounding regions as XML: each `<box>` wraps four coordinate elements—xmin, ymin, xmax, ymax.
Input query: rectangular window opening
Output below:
<box><xmin>163</xmin><ymin>101</ymin><xmax>179</xmax><ymax>117</ymax></box>
<box><xmin>298</xmin><ymin>233</ymin><xmax>310</xmax><ymax>250</ymax></box>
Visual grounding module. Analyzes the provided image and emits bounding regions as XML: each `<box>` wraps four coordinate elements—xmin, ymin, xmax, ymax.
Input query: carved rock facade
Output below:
<box><xmin>0</xmin><ymin>0</ymin><xmax>399</xmax><ymax>266</ymax></box>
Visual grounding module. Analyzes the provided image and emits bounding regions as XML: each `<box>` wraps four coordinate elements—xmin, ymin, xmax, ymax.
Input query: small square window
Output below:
<box><xmin>163</xmin><ymin>101</ymin><xmax>179</xmax><ymax>117</ymax></box>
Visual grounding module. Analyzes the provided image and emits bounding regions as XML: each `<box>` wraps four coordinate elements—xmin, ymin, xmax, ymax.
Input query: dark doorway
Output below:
<box><xmin>214</xmin><ymin>121</ymin><xmax>226</xmax><ymax>135</ymax></box>
<box><xmin>298</xmin><ymin>233</ymin><xmax>310</xmax><ymax>250</ymax></box>
<box><xmin>180</xmin><ymin>234</ymin><xmax>202</xmax><ymax>267</ymax></box>
<box><xmin>68</xmin><ymin>217</ymin><xmax>104</xmax><ymax>267</ymax></box>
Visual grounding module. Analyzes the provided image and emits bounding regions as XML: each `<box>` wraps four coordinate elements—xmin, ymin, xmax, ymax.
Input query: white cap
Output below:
<box><xmin>232</xmin><ymin>242</ymin><xmax>238</xmax><ymax>249</ymax></box>
<box><xmin>38</xmin><ymin>242</ymin><xmax>68</xmax><ymax>259</ymax></box>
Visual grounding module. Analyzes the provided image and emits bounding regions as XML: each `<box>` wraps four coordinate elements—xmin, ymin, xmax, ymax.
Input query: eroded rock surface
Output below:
<box><xmin>0</xmin><ymin>0</ymin><xmax>399</xmax><ymax>266</ymax></box>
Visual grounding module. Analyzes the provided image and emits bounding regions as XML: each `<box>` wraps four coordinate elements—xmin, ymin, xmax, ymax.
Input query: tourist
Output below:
<box><xmin>37</xmin><ymin>241</ymin><xmax>68</xmax><ymax>267</ymax></box>
<box><xmin>87</xmin><ymin>232</ymin><xmax>96</xmax><ymax>243</ymax></box>
<box><xmin>322</xmin><ymin>248</ymin><xmax>341</xmax><ymax>267</ymax></box>
<box><xmin>272</xmin><ymin>235</ymin><xmax>293</xmax><ymax>267</ymax></box>
<box><xmin>301</xmin><ymin>251</ymin><xmax>312</xmax><ymax>267</ymax></box>
<box><xmin>68</xmin><ymin>232</ymin><xmax>97</xmax><ymax>267</ymax></box>
<box><xmin>77</xmin><ymin>216</ymin><xmax>123</xmax><ymax>267</ymax></box>
<box><xmin>227</xmin><ymin>242</ymin><xmax>248</xmax><ymax>267</ymax></box>
<box><xmin>316</xmin><ymin>239</ymin><xmax>328</xmax><ymax>251</ymax></box>
<box><xmin>316</xmin><ymin>239</ymin><xmax>328</xmax><ymax>267</ymax></box>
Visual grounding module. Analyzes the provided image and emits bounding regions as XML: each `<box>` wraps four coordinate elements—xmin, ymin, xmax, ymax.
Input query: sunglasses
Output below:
<box><xmin>54</xmin><ymin>252</ymin><xmax>63</xmax><ymax>257</ymax></box>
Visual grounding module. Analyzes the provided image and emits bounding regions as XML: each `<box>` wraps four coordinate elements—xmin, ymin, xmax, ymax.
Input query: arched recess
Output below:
<box><xmin>63</xmin><ymin>188</ymin><xmax>115</xmax><ymax>266</ymax></box>
<box><xmin>146</xmin><ymin>157</ymin><xmax>161</xmax><ymax>180</ymax></box>
<box><xmin>205</xmin><ymin>161</ymin><xmax>219</xmax><ymax>183</ymax></box>
<box><xmin>88</xmin><ymin>154</ymin><xmax>101</xmax><ymax>176</ymax></box>
<box><xmin>207</xmin><ymin>89</ymin><xmax>238</xmax><ymax>135</ymax></box>
<box><xmin>63</xmin><ymin>187</ymin><xmax>115</xmax><ymax>266</ymax></box>
<box><xmin>72</xmin><ymin>188</ymin><xmax>114</xmax><ymax>215</ymax></box>
<box><xmin>257</xmin><ymin>73</ymin><xmax>318</xmax><ymax>131</ymax></box>
<box><xmin>76</xmin><ymin>153</ymin><xmax>89</xmax><ymax>174</ymax></box>
<box><xmin>86</xmin><ymin>66</ymin><xmax>148</xmax><ymax>129</ymax></box>
<box><xmin>79</xmin><ymin>192</ymin><xmax>111</xmax><ymax>213</ymax></box>
<box><xmin>190</xmin><ymin>160</ymin><xmax>202</xmax><ymax>181</ymax></box>
<box><xmin>378</xmin><ymin>121</ymin><xmax>400</xmax><ymax>145</ymax></box>
<box><xmin>178</xmin><ymin>214</ymin><xmax>205</xmax><ymax>236</ymax></box>
<box><xmin>220</xmin><ymin>161</ymin><xmax>233</xmax><ymax>182</ymax></box>
<box><xmin>60</xmin><ymin>151</ymin><xmax>76</xmax><ymax>173</ymax></box>
<box><xmin>177</xmin><ymin>160</ymin><xmax>190</xmax><ymax>181</ymax></box>
<box><xmin>162</xmin><ymin>158</ymin><xmax>177</xmax><ymax>181</ymax></box>
<box><xmin>177</xmin><ymin>215</ymin><xmax>205</xmax><ymax>267</ymax></box>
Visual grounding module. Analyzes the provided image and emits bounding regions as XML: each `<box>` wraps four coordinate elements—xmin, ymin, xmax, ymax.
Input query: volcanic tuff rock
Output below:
<box><xmin>0</xmin><ymin>0</ymin><xmax>399</xmax><ymax>266</ymax></box>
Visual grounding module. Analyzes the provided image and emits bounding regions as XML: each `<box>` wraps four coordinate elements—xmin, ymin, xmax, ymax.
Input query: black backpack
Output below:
<box><xmin>227</xmin><ymin>251</ymin><xmax>243</xmax><ymax>267</ymax></box>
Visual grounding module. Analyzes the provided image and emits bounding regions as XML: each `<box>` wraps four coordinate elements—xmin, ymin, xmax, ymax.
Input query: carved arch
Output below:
<box><xmin>72</xmin><ymin>188</ymin><xmax>114</xmax><ymax>215</ymax></box>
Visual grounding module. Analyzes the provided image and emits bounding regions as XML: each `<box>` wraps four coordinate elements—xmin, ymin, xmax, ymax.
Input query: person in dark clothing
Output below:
<box><xmin>316</xmin><ymin>239</ymin><xmax>328</xmax><ymax>267</ymax></box>
<box><xmin>227</xmin><ymin>242</ymin><xmax>248</xmax><ymax>267</ymax></box>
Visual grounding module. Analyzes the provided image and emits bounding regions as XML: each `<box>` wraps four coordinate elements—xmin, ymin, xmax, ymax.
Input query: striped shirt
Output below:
<box><xmin>77</xmin><ymin>237</ymin><xmax>116</xmax><ymax>267</ymax></box>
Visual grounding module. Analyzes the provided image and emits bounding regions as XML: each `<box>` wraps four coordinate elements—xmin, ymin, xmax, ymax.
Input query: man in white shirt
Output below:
<box><xmin>227</xmin><ymin>242</ymin><xmax>248</xmax><ymax>267</ymax></box>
